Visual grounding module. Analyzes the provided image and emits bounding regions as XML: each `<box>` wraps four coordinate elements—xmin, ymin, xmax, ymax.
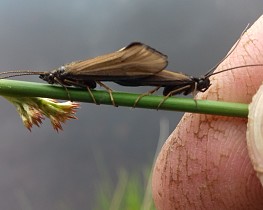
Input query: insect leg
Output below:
<box><xmin>54</xmin><ymin>78</ymin><xmax>72</xmax><ymax>101</ymax></box>
<box><xmin>62</xmin><ymin>79</ymin><xmax>98</xmax><ymax>105</ymax></box>
<box><xmin>86</xmin><ymin>86</ymin><xmax>99</xmax><ymax>105</ymax></box>
<box><xmin>157</xmin><ymin>85</ymin><xmax>191</xmax><ymax>109</ymax></box>
<box><xmin>192</xmin><ymin>82</ymin><xmax>198</xmax><ymax>97</ymax></box>
<box><xmin>96</xmin><ymin>81</ymin><xmax>117</xmax><ymax>107</ymax></box>
<box><xmin>133</xmin><ymin>86</ymin><xmax>161</xmax><ymax>108</ymax></box>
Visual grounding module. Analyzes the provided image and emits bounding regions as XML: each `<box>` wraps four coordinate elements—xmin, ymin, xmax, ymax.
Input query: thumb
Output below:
<box><xmin>152</xmin><ymin>16</ymin><xmax>263</xmax><ymax>210</ymax></box>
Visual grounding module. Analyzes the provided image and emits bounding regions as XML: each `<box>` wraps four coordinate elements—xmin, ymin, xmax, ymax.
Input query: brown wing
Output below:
<box><xmin>63</xmin><ymin>42</ymin><xmax>168</xmax><ymax>78</ymax></box>
<box><xmin>133</xmin><ymin>70</ymin><xmax>192</xmax><ymax>85</ymax></box>
<box><xmin>114</xmin><ymin>70</ymin><xmax>192</xmax><ymax>87</ymax></box>
<box><xmin>144</xmin><ymin>70</ymin><xmax>191</xmax><ymax>83</ymax></box>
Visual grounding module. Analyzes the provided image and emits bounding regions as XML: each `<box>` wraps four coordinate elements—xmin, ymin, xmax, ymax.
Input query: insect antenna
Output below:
<box><xmin>0</xmin><ymin>70</ymin><xmax>77</xmax><ymax>102</ymax></box>
<box><xmin>206</xmin><ymin>64</ymin><xmax>263</xmax><ymax>78</ymax></box>
<box><xmin>202</xmin><ymin>24</ymin><xmax>263</xmax><ymax>79</ymax></box>
<box><xmin>204</xmin><ymin>24</ymin><xmax>250</xmax><ymax>78</ymax></box>
<box><xmin>0</xmin><ymin>70</ymin><xmax>46</xmax><ymax>79</ymax></box>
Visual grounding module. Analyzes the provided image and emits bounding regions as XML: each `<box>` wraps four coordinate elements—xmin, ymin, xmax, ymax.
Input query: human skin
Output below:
<box><xmin>152</xmin><ymin>15</ymin><xmax>263</xmax><ymax>210</ymax></box>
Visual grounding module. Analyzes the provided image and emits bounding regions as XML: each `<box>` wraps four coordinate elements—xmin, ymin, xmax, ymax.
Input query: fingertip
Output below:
<box><xmin>200</xmin><ymin>15</ymin><xmax>263</xmax><ymax>103</ymax></box>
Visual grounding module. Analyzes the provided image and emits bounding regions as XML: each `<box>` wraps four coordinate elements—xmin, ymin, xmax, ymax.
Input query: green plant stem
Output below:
<box><xmin>0</xmin><ymin>79</ymin><xmax>248</xmax><ymax>118</ymax></box>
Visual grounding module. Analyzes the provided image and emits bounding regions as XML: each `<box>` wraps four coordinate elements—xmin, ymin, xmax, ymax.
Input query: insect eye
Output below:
<box><xmin>196</xmin><ymin>78</ymin><xmax>211</xmax><ymax>92</ymax></box>
<box><xmin>46</xmin><ymin>74</ymin><xmax>55</xmax><ymax>84</ymax></box>
<box><xmin>39</xmin><ymin>73</ymin><xmax>55</xmax><ymax>84</ymax></box>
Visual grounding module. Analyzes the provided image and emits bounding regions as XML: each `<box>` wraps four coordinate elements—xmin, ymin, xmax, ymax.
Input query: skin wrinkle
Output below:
<box><xmin>185</xmin><ymin>151</ymin><xmax>193</xmax><ymax>208</ymax></box>
<box><xmin>192</xmin><ymin>114</ymin><xmax>201</xmax><ymax>135</ymax></box>
<box><xmin>185</xmin><ymin>190</ymin><xmax>191</xmax><ymax>208</ymax></box>
<box><xmin>166</xmin><ymin>136</ymin><xmax>180</xmax><ymax>207</ymax></box>
<box><xmin>207</xmin><ymin>133</ymin><xmax>222</xmax><ymax>165</ymax></box>
<box><xmin>244</xmin><ymin>34</ymin><xmax>262</xmax><ymax>60</ymax></box>
<box><xmin>244</xmin><ymin>30</ymin><xmax>263</xmax><ymax>58</ymax></box>
<box><xmin>197</xmin><ymin>120</ymin><xmax>209</xmax><ymax>139</ymax></box>
<box><xmin>245</xmin><ymin>168</ymin><xmax>253</xmax><ymax>194</ymax></box>
<box><xmin>178</xmin><ymin>151</ymin><xmax>187</xmax><ymax>207</ymax></box>
<box><xmin>227</xmin><ymin>138</ymin><xmax>244</xmax><ymax>172</ymax></box>
<box><xmin>172</xmin><ymin>118</ymin><xmax>207</xmax><ymax>209</ymax></box>
<box><xmin>197</xmin><ymin>115</ymin><xmax>211</xmax><ymax>135</ymax></box>
<box><xmin>241</xmin><ymin>150</ymin><xmax>252</xmax><ymax>178</ymax></box>
<box><xmin>241</xmin><ymin>69</ymin><xmax>256</xmax><ymax>98</ymax></box>
<box><xmin>246</xmin><ymin>175</ymin><xmax>257</xmax><ymax>209</ymax></box>
<box><xmin>168</xmin><ymin>164</ymin><xmax>174</xmax><ymax>207</ymax></box>
<box><xmin>155</xmin><ymin>139</ymin><xmax>168</xmax><ymax>201</ymax></box>
<box><xmin>206</xmin><ymin>124</ymin><xmax>232</xmax><ymax>201</ymax></box>
<box><xmin>205</xmin><ymin>77</ymin><xmax>221</xmax><ymax>100</ymax></box>
<box><xmin>167</xmin><ymin>115</ymin><xmax>258</xmax><ymax>208</ymax></box>
<box><xmin>187</xmin><ymin>149</ymin><xmax>203</xmax><ymax>176</ymax></box>
<box><xmin>242</xmin><ymin>38</ymin><xmax>260</xmax><ymax>61</ymax></box>
<box><xmin>204</xmin><ymin>134</ymin><xmax>215</xmax><ymax>208</ymax></box>
<box><xmin>222</xmin><ymin>72</ymin><xmax>240</xmax><ymax>101</ymax></box>
<box><xmin>192</xmin><ymin>115</ymin><xmax>211</xmax><ymax>209</ymax></box>
<box><xmin>210</xmin><ymin>35</ymin><xmax>262</xmax><ymax>102</ymax></box>
<box><xmin>245</xmin><ymin>72</ymin><xmax>254</xmax><ymax>96</ymax></box>
<box><xmin>199</xmin><ymin>187</ymin><xmax>206</xmax><ymax>210</ymax></box>
<box><xmin>246</xmin><ymin>170</ymin><xmax>263</xmax><ymax>209</ymax></box>
<box><xmin>221</xmin><ymin>124</ymin><xmax>250</xmax><ymax>207</ymax></box>
<box><xmin>221</xmin><ymin>124</ymin><xmax>243</xmax><ymax>160</ymax></box>
<box><xmin>221</xmin><ymin>126</ymin><xmax>236</xmax><ymax>157</ymax></box>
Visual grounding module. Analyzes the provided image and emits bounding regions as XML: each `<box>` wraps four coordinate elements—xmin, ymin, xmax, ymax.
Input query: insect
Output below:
<box><xmin>113</xmin><ymin>25</ymin><xmax>263</xmax><ymax>108</ymax></box>
<box><xmin>114</xmin><ymin>63</ymin><xmax>263</xmax><ymax>108</ymax></box>
<box><xmin>0</xmin><ymin>42</ymin><xmax>168</xmax><ymax>106</ymax></box>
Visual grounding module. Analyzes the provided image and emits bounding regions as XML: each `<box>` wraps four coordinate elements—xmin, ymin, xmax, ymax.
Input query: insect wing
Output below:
<box><xmin>63</xmin><ymin>42</ymin><xmax>168</xmax><ymax>79</ymax></box>
<box><xmin>115</xmin><ymin>70</ymin><xmax>192</xmax><ymax>86</ymax></box>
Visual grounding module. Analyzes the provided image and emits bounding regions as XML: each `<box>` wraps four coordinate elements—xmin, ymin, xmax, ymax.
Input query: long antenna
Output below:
<box><xmin>206</xmin><ymin>64</ymin><xmax>263</xmax><ymax>77</ymax></box>
<box><xmin>0</xmin><ymin>70</ymin><xmax>47</xmax><ymax>79</ymax></box>
<box><xmin>204</xmin><ymin>24</ymin><xmax>250</xmax><ymax>77</ymax></box>
<box><xmin>0</xmin><ymin>70</ymin><xmax>46</xmax><ymax>75</ymax></box>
